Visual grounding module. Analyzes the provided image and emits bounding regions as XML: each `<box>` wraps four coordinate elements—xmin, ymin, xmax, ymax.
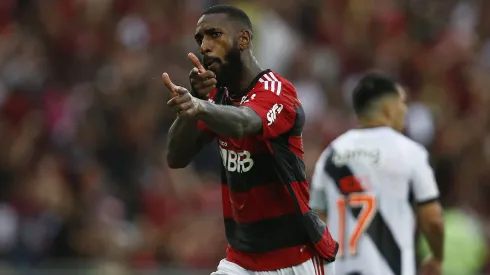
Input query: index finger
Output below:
<box><xmin>162</xmin><ymin>73</ymin><xmax>177</xmax><ymax>96</ymax></box>
<box><xmin>188</xmin><ymin>52</ymin><xmax>205</xmax><ymax>73</ymax></box>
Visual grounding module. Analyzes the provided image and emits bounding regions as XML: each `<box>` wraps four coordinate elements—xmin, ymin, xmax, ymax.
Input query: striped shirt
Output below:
<box><xmin>198</xmin><ymin>69</ymin><xmax>338</xmax><ymax>271</ymax></box>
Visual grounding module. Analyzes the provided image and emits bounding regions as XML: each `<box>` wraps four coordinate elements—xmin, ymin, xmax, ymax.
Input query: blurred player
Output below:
<box><xmin>163</xmin><ymin>5</ymin><xmax>338</xmax><ymax>275</ymax></box>
<box><xmin>309</xmin><ymin>72</ymin><xmax>444</xmax><ymax>275</ymax></box>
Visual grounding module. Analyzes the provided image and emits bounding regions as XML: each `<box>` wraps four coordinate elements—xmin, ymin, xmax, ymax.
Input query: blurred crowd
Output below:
<box><xmin>0</xmin><ymin>0</ymin><xmax>489</xmax><ymax>273</ymax></box>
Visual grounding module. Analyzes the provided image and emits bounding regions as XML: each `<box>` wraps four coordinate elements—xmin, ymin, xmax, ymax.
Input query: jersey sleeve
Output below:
<box><xmin>309</xmin><ymin>149</ymin><xmax>330</xmax><ymax>212</ymax></box>
<box><xmin>411</xmin><ymin>149</ymin><xmax>440</xmax><ymax>204</ymax></box>
<box><xmin>241</xmin><ymin>88</ymin><xmax>297</xmax><ymax>140</ymax></box>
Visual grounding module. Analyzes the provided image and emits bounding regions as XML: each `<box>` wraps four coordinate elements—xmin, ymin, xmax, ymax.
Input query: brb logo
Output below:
<box><xmin>220</xmin><ymin>148</ymin><xmax>254</xmax><ymax>173</ymax></box>
<box><xmin>266</xmin><ymin>103</ymin><xmax>283</xmax><ymax>125</ymax></box>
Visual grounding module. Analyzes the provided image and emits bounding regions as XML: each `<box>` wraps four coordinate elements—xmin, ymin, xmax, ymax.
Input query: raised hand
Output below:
<box><xmin>162</xmin><ymin>72</ymin><xmax>202</xmax><ymax>117</ymax></box>
<box><xmin>188</xmin><ymin>52</ymin><xmax>217</xmax><ymax>99</ymax></box>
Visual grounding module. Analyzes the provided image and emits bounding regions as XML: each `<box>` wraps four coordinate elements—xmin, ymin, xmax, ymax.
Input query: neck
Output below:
<box><xmin>358</xmin><ymin>117</ymin><xmax>391</xmax><ymax>129</ymax></box>
<box><xmin>227</xmin><ymin>52</ymin><xmax>263</xmax><ymax>95</ymax></box>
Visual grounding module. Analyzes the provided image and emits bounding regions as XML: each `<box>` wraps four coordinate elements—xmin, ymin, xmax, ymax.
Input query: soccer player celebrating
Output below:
<box><xmin>163</xmin><ymin>5</ymin><xmax>338</xmax><ymax>275</ymax></box>
<box><xmin>310</xmin><ymin>72</ymin><xmax>445</xmax><ymax>275</ymax></box>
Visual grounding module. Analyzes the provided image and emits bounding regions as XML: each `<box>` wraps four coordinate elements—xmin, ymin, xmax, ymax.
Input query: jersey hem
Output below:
<box><xmin>225</xmin><ymin>244</ymin><xmax>316</xmax><ymax>271</ymax></box>
<box><xmin>417</xmin><ymin>197</ymin><xmax>439</xmax><ymax>205</ymax></box>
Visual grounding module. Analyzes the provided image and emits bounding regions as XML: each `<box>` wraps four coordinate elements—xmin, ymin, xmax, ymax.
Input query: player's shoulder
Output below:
<box><xmin>252</xmin><ymin>69</ymin><xmax>296</xmax><ymax>97</ymax></box>
<box><xmin>389</xmin><ymin>130</ymin><xmax>428</xmax><ymax>158</ymax></box>
<box><xmin>331</xmin><ymin>127</ymin><xmax>427</xmax><ymax>156</ymax></box>
<box><xmin>315</xmin><ymin>146</ymin><xmax>333</xmax><ymax>167</ymax></box>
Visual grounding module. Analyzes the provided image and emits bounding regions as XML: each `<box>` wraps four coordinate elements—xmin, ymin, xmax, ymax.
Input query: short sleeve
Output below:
<box><xmin>242</xmin><ymin>89</ymin><xmax>297</xmax><ymax>140</ymax></box>
<box><xmin>411</xmin><ymin>149</ymin><xmax>439</xmax><ymax>204</ymax></box>
<box><xmin>309</xmin><ymin>149</ymin><xmax>330</xmax><ymax>212</ymax></box>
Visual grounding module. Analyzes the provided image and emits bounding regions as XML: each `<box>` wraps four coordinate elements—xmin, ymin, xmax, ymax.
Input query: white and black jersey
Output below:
<box><xmin>310</xmin><ymin>127</ymin><xmax>439</xmax><ymax>275</ymax></box>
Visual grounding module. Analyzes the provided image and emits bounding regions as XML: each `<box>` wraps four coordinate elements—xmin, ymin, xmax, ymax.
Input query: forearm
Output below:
<box><xmin>166</xmin><ymin>117</ymin><xmax>208</xmax><ymax>168</ymax></box>
<box><xmin>421</xmin><ymin>221</ymin><xmax>444</xmax><ymax>261</ymax></box>
<box><xmin>196</xmin><ymin>99</ymin><xmax>262</xmax><ymax>139</ymax></box>
<box><xmin>417</xmin><ymin>201</ymin><xmax>445</xmax><ymax>261</ymax></box>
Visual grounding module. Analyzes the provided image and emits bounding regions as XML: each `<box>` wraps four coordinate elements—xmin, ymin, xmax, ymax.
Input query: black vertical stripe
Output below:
<box><xmin>267</xmin><ymin>104</ymin><xmax>337</xmax><ymax>262</ymax></box>
<box><xmin>324</xmin><ymin>151</ymin><xmax>402</xmax><ymax>275</ymax></box>
<box><xmin>224</xmin><ymin>214</ymin><xmax>309</xmax><ymax>253</ymax></box>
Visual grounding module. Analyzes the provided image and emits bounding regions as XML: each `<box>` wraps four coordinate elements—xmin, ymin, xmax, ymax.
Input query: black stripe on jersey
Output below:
<box><xmin>224</xmin><ymin>213</ymin><xmax>309</xmax><ymax>253</ymax></box>
<box><xmin>267</xmin><ymin>104</ymin><xmax>339</xmax><ymax>262</ymax></box>
<box><xmin>324</xmin><ymin>150</ymin><xmax>402</xmax><ymax>275</ymax></box>
<box><xmin>408</xmin><ymin>181</ymin><xmax>416</xmax><ymax>207</ymax></box>
<box><xmin>288</xmin><ymin>104</ymin><xmax>305</xmax><ymax>137</ymax></box>
<box><xmin>223</xmin><ymin>153</ymin><xmax>279</xmax><ymax>192</ymax></box>
<box><xmin>268</xmin><ymin>105</ymin><xmax>307</xmax><ymax>184</ymax></box>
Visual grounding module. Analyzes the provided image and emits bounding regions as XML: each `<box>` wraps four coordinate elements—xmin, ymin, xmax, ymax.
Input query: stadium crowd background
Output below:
<box><xmin>0</xmin><ymin>0</ymin><xmax>488</xmax><ymax>274</ymax></box>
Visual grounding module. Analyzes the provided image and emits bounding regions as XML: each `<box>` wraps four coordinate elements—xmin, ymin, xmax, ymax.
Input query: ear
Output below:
<box><xmin>238</xmin><ymin>30</ymin><xmax>251</xmax><ymax>51</ymax></box>
<box><xmin>380</xmin><ymin>97</ymin><xmax>397</xmax><ymax>120</ymax></box>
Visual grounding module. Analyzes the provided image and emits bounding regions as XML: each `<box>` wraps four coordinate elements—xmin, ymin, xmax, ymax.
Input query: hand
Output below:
<box><xmin>188</xmin><ymin>52</ymin><xmax>217</xmax><ymax>99</ymax></box>
<box><xmin>162</xmin><ymin>72</ymin><xmax>202</xmax><ymax>118</ymax></box>
<box><xmin>419</xmin><ymin>256</ymin><xmax>442</xmax><ymax>275</ymax></box>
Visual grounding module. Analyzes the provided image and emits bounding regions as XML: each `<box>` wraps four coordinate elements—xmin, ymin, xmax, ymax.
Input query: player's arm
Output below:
<box><xmin>166</xmin><ymin>53</ymin><xmax>220</xmax><ymax>169</ymax></box>
<box><xmin>195</xmin><ymin>101</ymin><xmax>262</xmax><ymax>139</ymax></box>
<box><xmin>166</xmin><ymin>117</ymin><xmax>213</xmax><ymax>168</ymax></box>
<box><xmin>182</xmin><ymin>52</ymin><xmax>261</xmax><ymax>140</ymax></box>
<box><xmin>196</xmin><ymin>83</ymin><xmax>297</xmax><ymax>139</ymax></box>
<box><xmin>310</xmin><ymin>150</ymin><xmax>331</xmax><ymax>223</ymax></box>
<box><xmin>412</xmin><ymin>150</ymin><xmax>445</xmax><ymax>263</ymax></box>
<box><xmin>163</xmin><ymin>68</ymin><xmax>215</xmax><ymax>169</ymax></box>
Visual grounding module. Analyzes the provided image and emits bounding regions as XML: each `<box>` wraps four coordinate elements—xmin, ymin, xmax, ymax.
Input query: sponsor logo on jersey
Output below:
<box><xmin>219</xmin><ymin>148</ymin><xmax>254</xmax><ymax>173</ymax></box>
<box><xmin>333</xmin><ymin>149</ymin><xmax>380</xmax><ymax>166</ymax></box>
<box><xmin>240</xmin><ymin>93</ymin><xmax>256</xmax><ymax>105</ymax></box>
<box><xmin>266</xmin><ymin>103</ymin><xmax>283</xmax><ymax>125</ymax></box>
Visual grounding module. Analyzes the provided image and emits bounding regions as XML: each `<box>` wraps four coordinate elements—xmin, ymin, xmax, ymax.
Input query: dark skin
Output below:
<box><xmin>165</xmin><ymin>13</ymin><xmax>265</xmax><ymax>168</ymax></box>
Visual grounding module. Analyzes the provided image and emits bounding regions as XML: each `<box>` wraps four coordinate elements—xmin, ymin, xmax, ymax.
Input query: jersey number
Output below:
<box><xmin>336</xmin><ymin>193</ymin><xmax>376</xmax><ymax>257</ymax></box>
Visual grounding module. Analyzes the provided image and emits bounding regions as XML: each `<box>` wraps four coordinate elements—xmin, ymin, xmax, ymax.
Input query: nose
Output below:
<box><xmin>200</xmin><ymin>37</ymin><xmax>213</xmax><ymax>55</ymax></box>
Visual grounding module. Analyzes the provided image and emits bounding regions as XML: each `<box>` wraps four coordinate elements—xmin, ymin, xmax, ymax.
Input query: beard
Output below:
<box><xmin>204</xmin><ymin>41</ymin><xmax>243</xmax><ymax>88</ymax></box>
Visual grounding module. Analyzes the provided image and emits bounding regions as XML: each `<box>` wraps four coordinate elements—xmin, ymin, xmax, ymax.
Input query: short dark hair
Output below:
<box><xmin>352</xmin><ymin>71</ymin><xmax>399</xmax><ymax>115</ymax></box>
<box><xmin>202</xmin><ymin>5</ymin><xmax>253</xmax><ymax>33</ymax></box>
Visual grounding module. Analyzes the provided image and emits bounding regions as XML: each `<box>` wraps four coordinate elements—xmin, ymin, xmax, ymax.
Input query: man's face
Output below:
<box><xmin>194</xmin><ymin>14</ymin><xmax>242</xmax><ymax>83</ymax></box>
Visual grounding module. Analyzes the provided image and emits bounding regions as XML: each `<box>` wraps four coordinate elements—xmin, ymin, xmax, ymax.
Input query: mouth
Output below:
<box><xmin>203</xmin><ymin>57</ymin><xmax>221</xmax><ymax>70</ymax></box>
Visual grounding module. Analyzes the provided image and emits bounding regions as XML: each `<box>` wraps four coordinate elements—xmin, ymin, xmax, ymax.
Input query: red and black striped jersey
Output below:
<box><xmin>198</xmin><ymin>69</ymin><xmax>338</xmax><ymax>271</ymax></box>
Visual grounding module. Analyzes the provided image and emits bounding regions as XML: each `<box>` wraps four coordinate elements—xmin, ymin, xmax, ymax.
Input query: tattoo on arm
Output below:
<box><xmin>197</xmin><ymin>100</ymin><xmax>262</xmax><ymax>139</ymax></box>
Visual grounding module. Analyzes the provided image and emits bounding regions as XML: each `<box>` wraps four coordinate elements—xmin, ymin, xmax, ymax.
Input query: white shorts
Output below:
<box><xmin>211</xmin><ymin>258</ymin><xmax>336</xmax><ymax>275</ymax></box>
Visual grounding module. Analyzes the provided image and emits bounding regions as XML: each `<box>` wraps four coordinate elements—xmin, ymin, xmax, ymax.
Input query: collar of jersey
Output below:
<box><xmin>229</xmin><ymin>69</ymin><xmax>272</xmax><ymax>100</ymax></box>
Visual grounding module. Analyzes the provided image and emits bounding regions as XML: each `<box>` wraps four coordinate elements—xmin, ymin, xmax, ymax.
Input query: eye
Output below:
<box><xmin>195</xmin><ymin>37</ymin><xmax>203</xmax><ymax>45</ymax></box>
<box><xmin>212</xmin><ymin>31</ymin><xmax>222</xmax><ymax>38</ymax></box>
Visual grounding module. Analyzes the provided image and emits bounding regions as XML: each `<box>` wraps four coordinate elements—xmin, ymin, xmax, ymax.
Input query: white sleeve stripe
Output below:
<box><xmin>263</xmin><ymin>74</ymin><xmax>273</xmax><ymax>82</ymax></box>
<box><xmin>268</xmin><ymin>72</ymin><xmax>279</xmax><ymax>81</ymax></box>
<box><xmin>258</xmin><ymin>73</ymin><xmax>282</xmax><ymax>95</ymax></box>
